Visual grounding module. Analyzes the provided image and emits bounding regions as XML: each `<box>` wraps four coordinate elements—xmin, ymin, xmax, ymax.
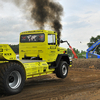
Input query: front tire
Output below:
<box><xmin>55</xmin><ymin>61</ymin><xmax>68</xmax><ymax>78</ymax></box>
<box><xmin>0</xmin><ymin>62</ymin><xmax>26</xmax><ymax>95</ymax></box>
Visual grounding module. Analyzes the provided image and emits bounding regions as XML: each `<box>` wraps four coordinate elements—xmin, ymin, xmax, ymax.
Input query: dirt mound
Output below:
<box><xmin>72</xmin><ymin>58</ymin><xmax>100</xmax><ymax>69</ymax></box>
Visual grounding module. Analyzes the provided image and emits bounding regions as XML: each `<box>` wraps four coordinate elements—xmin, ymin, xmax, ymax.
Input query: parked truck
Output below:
<box><xmin>0</xmin><ymin>30</ymin><xmax>70</xmax><ymax>95</ymax></box>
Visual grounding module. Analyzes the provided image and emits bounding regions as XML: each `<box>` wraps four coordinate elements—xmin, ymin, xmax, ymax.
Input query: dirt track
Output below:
<box><xmin>0</xmin><ymin>59</ymin><xmax>100</xmax><ymax>100</ymax></box>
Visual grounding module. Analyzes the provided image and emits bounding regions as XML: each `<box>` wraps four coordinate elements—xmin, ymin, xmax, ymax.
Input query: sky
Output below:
<box><xmin>0</xmin><ymin>0</ymin><xmax>100</xmax><ymax>51</ymax></box>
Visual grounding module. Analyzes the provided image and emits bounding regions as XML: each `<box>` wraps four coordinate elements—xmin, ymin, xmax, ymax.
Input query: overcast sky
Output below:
<box><xmin>0</xmin><ymin>0</ymin><xmax>100</xmax><ymax>51</ymax></box>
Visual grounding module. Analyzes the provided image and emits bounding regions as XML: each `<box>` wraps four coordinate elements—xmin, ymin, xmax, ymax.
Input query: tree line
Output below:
<box><xmin>67</xmin><ymin>48</ymin><xmax>86</xmax><ymax>58</ymax></box>
<box><xmin>9</xmin><ymin>44</ymin><xmax>86</xmax><ymax>58</ymax></box>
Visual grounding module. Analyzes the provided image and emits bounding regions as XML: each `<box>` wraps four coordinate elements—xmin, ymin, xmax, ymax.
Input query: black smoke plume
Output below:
<box><xmin>28</xmin><ymin>0</ymin><xmax>63</xmax><ymax>44</ymax></box>
<box><xmin>2</xmin><ymin>0</ymin><xmax>63</xmax><ymax>44</ymax></box>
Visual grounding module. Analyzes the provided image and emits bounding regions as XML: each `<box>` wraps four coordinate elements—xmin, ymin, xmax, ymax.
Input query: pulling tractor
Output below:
<box><xmin>0</xmin><ymin>30</ymin><xmax>70</xmax><ymax>94</ymax></box>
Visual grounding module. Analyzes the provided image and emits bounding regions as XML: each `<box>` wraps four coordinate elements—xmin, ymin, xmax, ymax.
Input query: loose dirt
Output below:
<box><xmin>0</xmin><ymin>58</ymin><xmax>100</xmax><ymax>100</ymax></box>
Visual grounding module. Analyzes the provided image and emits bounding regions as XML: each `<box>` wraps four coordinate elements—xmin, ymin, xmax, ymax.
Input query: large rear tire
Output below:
<box><xmin>55</xmin><ymin>61</ymin><xmax>68</xmax><ymax>78</ymax></box>
<box><xmin>0</xmin><ymin>62</ymin><xmax>26</xmax><ymax>95</ymax></box>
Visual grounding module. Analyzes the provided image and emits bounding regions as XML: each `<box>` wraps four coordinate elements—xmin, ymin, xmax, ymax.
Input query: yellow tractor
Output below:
<box><xmin>0</xmin><ymin>30</ymin><xmax>70</xmax><ymax>94</ymax></box>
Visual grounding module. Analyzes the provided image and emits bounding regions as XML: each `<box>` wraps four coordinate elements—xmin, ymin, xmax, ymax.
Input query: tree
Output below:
<box><xmin>9</xmin><ymin>44</ymin><xmax>19</xmax><ymax>53</ymax></box>
<box><xmin>87</xmin><ymin>35</ymin><xmax>100</xmax><ymax>54</ymax></box>
<box><xmin>67</xmin><ymin>48</ymin><xmax>73</xmax><ymax>57</ymax></box>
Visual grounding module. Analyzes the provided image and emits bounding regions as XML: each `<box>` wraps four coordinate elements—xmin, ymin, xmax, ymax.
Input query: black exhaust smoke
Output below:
<box><xmin>28</xmin><ymin>0</ymin><xmax>63</xmax><ymax>44</ymax></box>
<box><xmin>2</xmin><ymin>0</ymin><xmax>63</xmax><ymax>44</ymax></box>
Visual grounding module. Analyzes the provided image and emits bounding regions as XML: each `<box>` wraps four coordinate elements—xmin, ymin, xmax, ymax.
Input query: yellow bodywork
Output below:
<box><xmin>21</xmin><ymin>60</ymin><xmax>54</xmax><ymax>79</ymax></box>
<box><xmin>0</xmin><ymin>30</ymin><xmax>68</xmax><ymax>79</ymax></box>
<box><xmin>0</xmin><ymin>44</ymin><xmax>16</xmax><ymax>60</ymax></box>
<box><xmin>0</xmin><ymin>44</ymin><xmax>55</xmax><ymax>79</ymax></box>
<box><xmin>19</xmin><ymin>30</ymin><xmax>67</xmax><ymax>62</ymax></box>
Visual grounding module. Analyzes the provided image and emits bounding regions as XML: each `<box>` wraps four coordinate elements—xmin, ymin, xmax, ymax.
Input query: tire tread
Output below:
<box><xmin>0</xmin><ymin>62</ymin><xmax>25</xmax><ymax>94</ymax></box>
<box><xmin>55</xmin><ymin>61</ymin><xmax>68</xmax><ymax>78</ymax></box>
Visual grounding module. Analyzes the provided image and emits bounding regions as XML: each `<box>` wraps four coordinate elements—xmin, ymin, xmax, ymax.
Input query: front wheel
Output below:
<box><xmin>0</xmin><ymin>62</ymin><xmax>26</xmax><ymax>95</ymax></box>
<box><xmin>55</xmin><ymin>61</ymin><xmax>68</xmax><ymax>78</ymax></box>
